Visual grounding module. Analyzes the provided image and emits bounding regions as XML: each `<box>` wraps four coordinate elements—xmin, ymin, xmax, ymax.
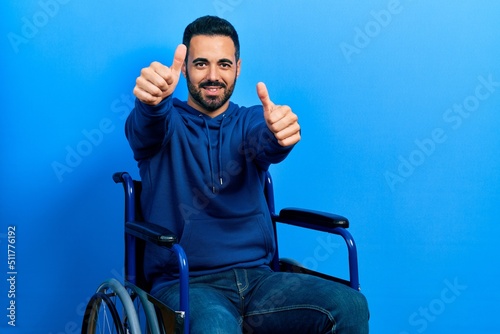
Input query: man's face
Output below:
<box><xmin>183</xmin><ymin>35</ymin><xmax>241</xmax><ymax>117</ymax></box>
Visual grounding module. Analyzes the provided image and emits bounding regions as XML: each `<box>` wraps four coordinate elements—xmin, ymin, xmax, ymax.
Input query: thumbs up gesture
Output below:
<box><xmin>133</xmin><ymin>44</ymin><xmax>187</xmax><ymax>105</ymax></box>
<box><xmin>257</xmin><ymin>82</ymin><xmax>301</xmax><ymax>147</ymax></box>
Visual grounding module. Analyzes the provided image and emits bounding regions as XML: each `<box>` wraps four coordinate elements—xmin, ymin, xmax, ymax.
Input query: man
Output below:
<box><xmin>126</xmin><ymin>15</ymin><xmax>369</xmax><ymax>333</ymax></box>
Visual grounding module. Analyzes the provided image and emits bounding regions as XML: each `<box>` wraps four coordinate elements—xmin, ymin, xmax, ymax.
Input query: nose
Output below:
<box><xmin>206</xmin><ymin>64</ymin><xmax>219</xmax><ymax>82</ymax></box>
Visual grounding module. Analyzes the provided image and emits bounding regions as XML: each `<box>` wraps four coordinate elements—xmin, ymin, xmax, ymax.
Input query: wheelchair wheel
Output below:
<box><xmin>82</xmin><ymin>292</ymin><xmax>125</xmax><ymax>334</ymax></box>
<box><xmin>125</xmin><ymin>282</ymin><xmax>161</xmax><ymax>334</ymax></box>
<box><xmin>82</xmin><ymin>278</ymin><xmax>142</xmax><ymax>334</ymax></box>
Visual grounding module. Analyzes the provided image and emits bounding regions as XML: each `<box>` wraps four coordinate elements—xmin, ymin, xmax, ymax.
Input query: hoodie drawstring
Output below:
<box><xmin>218</xmin><ymin>114</ymin><xmax>226</xmax><ymax>187</ymax></box>
<box><xmin>200</xmin><ymin>114</ymin><xmax>226</xmax><ymax>193</ymax></box>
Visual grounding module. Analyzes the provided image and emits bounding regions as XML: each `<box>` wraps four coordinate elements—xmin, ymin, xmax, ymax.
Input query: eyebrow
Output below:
<box><xmin>192</xmin><ymin>57</ymin><xmax>234</xmax><ymax>65</ymax></box>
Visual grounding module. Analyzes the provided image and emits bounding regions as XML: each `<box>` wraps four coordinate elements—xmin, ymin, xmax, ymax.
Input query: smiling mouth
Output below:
<box><xmin>204</xmin><ymin>86</ymin><xmax>222</xmax><ymax>95</ymax></box>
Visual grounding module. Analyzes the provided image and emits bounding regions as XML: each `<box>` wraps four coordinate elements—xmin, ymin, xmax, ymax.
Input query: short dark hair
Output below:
<box><xmin>183</xmin><ymin>15</ymin><xmax>240</xmax><ymax>61</ymax></box>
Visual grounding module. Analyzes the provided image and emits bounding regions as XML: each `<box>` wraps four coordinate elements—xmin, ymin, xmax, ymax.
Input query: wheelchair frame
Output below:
<box><xmin>81</xmin><ymin>171</ymin><xmax>360</xmax><ymax>334</ymax></box>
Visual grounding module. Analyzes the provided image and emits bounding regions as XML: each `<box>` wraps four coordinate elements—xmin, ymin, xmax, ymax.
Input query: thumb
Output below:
<box><xmin>256</xmin><ymin>82</ymin><xmax>274</xmax><ymax>116</ymax></box>
<box><xmin>170</xmin><ymin>44</ymin><xmax>187</xmax><ymax>74</ymax></box>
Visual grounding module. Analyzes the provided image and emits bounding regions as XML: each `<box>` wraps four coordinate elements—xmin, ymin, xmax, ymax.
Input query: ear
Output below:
<box><xmin>236</xmin><ymin>59</ymin><xmax>242</xmax><ymax>78</ymax></box>
<box><xmin>181</xmin><ymin>62</ymin><xmax>187</xmax><ymax>77</ymax></box>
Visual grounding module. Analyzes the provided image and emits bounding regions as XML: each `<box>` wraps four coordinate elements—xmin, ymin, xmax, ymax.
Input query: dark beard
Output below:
<box><xmin>186</xmin><ymin>70</ymin><xmax>236</xmax><ymax>112</ymax></box>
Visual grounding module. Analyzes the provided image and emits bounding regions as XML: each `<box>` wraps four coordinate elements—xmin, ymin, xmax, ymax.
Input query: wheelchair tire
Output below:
<box><xmin>125</xmin><ymin>282</ymin><xmax>162</xmax><ymax>334</ymax></box>
<box><xmin>81</xmin><ymin>278</ymin><xmax>142</xmax><ymax>334</ymax></box>
<box><xmin>81</xmin><ymin>292</ymin><xmax>125</xmax><ymax>334</ymax></box>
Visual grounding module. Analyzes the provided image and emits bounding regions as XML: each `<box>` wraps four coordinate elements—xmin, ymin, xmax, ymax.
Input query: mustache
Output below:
<box><xmin>199</xmin><ymin>81</ymin><xmax>226</xmax><ymax>89</ymax></box>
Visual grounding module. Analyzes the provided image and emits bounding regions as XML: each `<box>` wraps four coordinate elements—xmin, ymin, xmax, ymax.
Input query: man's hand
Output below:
<box><xmin>133</xmin><ymin>44</ymin><xmax>187</xmax><ymax>105</ymax></box>
<box><xmin>257</xmin><ymin>82</ymin><xmax>301</xmax><ymax>147</ymax></box>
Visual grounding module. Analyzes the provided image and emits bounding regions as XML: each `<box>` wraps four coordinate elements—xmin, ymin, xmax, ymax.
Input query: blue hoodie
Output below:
<box><xmin>125</xmin><ymin>95</ymin><xmax>294</xmax><ymax>291</ymax></box>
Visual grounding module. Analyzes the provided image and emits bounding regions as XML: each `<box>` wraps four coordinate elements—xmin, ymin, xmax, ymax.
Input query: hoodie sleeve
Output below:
<box><xmin>125</xmin><ymin>96</ymin><xmax>174</xmax><ymax>161</ymax></box>
<box><xmin>243</xmin><ymin>106</ymin><xmax>295</xmax><ymax>170</ymax></box>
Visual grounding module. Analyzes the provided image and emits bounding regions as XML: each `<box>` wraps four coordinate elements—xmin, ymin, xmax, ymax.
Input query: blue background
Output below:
<box><xmin>1</xmin><ymin>1</ymin><xmax>499</xmax><ymax>333</ymax></box>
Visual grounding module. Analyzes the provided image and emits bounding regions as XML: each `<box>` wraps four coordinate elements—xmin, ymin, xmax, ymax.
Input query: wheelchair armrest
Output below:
<box><xmin>113</xmin><ymin>171</ymin><xmax>129</xmax><ymax>184</ymax></box>
<box><xmin>125</xmin><ymin>221</ymin><xmax>178</xmax><ymax>248</ymax></box>
<box><xmin>276</xmin><ymin>208</ymin><xmax>349</xmax><ymax>229</ymax></box>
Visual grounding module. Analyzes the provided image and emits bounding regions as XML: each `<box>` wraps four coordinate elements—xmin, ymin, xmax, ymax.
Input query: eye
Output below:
<box><xmin>219</xmin><ymin>62</ymin><xmax>231</xmax><ymax>69</ymax></box>
<box><xmin>194</xmin><ymin>61</ymin><xmax>207</xmax><ymax>68</ymax></box>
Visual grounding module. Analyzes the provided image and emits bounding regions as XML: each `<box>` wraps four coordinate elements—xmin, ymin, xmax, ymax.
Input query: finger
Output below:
<box><xmin>136</xmin><ymin>73</ymin><xmax>163</xmax><ymax>95</ymax></box>
<box><xmin>266</xmin><ymin>106</ymin><xmax>300</xmax><ymax>146</ymax></box>
<box><xmin>266</xmin><ymin>105</ymin><xmax>296</xmax><ymax>131</ymax></box>
<box><xmin>277</xmin><ymin>130</ymin><xmax>301</xmax><ymax>147</ymax></box>
<box><xmin>274</xmin><ymin>122</ymin><xmax>301</xmax><ymax>143</ymax></box>
<box><xmin>150</xmin><ymin>45</ymin><xmax>185</xmax><ymax>90</ymax></box>
<box><xmin>149</xmin><ymin>62</ymin><xmax>172</xmax><ymax>89</ymax></box>
<box><xmin>133</xmin><ymin>85</ymin><xmax>162</xmax><ymax>105</ymax></box>
<box><xmin>170</xmin><ymin>44</ymin><xmax>187</xmax><ymax>74</ymax></box>
<box><xmin>256</xmin><ymin>82</ymin><xmax>274</xmax><ymax>113</ymax></box>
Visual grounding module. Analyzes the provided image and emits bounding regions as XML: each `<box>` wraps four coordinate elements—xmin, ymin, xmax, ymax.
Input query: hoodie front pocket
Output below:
<box><xmin>178</xmin><ymin>213</ymin><xmax>274</xmax><ymax>271</ymax></box>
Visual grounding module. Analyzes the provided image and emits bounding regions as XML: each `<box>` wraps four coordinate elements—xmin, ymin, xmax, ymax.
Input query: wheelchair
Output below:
<box><xmin>81</xmin><ymin>171</ymin><xmax>360</xmax><ymax>334</ymax></box>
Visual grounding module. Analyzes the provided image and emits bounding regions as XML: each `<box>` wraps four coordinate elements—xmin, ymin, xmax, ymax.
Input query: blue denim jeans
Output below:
<box><xmin>154</xmin><ymin>267</ymin><xmax>369</xmax><ymax>333</ymax></box>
